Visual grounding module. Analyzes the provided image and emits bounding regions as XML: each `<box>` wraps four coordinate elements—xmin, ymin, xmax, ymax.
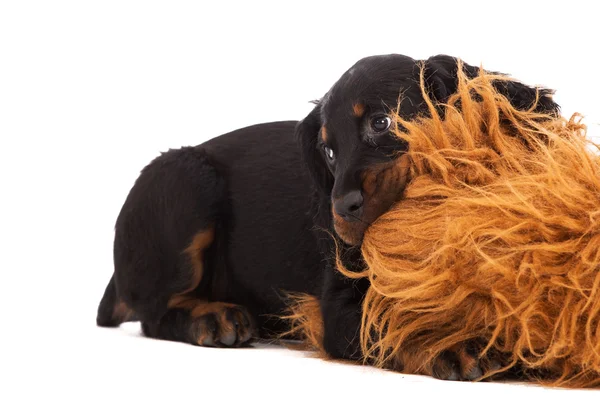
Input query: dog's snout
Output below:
<box><xmin>334</xmin><ymin>190</ymin><xmax>364</xmax><ymax>221</ymax></box>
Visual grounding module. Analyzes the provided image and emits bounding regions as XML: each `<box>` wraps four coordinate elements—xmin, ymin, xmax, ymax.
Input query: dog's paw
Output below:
<box><xmin>190</xmin><ymin>304</ymin><xmax>255</xmax><ymax>347</ymax></box>
<box><xmin>431</xmin><ymin>340</ymin><xmax>502</xmax><ymax>381</ymax></box>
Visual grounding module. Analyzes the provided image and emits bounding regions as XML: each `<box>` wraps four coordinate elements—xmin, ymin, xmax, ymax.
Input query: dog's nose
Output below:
<box><xmin>334</xmin><ymin>190</ymin><xmax>364</xmax><ymax>221</ymax></box>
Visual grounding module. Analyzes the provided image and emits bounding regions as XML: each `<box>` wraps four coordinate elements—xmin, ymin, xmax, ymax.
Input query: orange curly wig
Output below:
<box><xmin>288</xmin><ymin>64</ymin><xmax>600</xmax><ymax>388</ymax></box>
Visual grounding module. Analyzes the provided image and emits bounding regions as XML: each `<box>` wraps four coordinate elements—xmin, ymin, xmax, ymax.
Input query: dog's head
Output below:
<box><xmin>296</xmin><ymin>54</ymin><xmax>558</xmax><ymax>245</ymax></box>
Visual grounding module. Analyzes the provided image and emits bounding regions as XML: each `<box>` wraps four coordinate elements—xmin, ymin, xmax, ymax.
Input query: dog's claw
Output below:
<box><xmin>431</xmin><ymin>340</ymin><xmax>504</xmax><ymax>382</ymax></box>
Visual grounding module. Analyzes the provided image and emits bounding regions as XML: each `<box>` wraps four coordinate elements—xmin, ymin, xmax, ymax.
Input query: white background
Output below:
<box><xmin>1</xmin><ymin>1</ymin><xmax>599</xmax><ymax>398</ymax></box>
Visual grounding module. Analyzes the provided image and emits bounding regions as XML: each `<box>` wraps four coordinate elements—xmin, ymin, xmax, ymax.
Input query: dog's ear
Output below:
<box><xmin>491</xmin><ymin>78</ymin><xmax>559</xmax><ymax>115</ymax></box>
<box><xmin>423</xmin><ymin>54</ymin><xmax>559</xmax><ymax>114</ymax></box>
<box><xmin>295</xmin><ymin>104</ymin><xmax>334</xmax><ymax>195</ymax></box>
<box><xmin>422</xmin><ymin>54</ymin><xmax>481</xmax><ymax>105</ymax></box>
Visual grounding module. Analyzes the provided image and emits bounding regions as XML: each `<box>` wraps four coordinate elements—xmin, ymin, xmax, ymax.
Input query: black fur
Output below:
<box><xmin>97</xmin><ymin>54</ymin><xmax>559</xmax><ymax>362</ymax></box>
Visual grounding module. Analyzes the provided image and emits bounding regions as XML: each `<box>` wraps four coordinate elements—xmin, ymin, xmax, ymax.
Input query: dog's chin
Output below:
<box><xmin>333</xmin><ymin>217</ymin><xmax>368</xmax><ymax>246</ymax></box>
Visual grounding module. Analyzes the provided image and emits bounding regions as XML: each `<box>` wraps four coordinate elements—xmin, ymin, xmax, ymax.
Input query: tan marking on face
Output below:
<box><xmin>353</xmin><ymin>103</ymin><xmax>365</xmax><ymax>118</ymax></box>
<box><xmin>332</xmin><ymin>154</ymin><xmax>411</xmax><ymax>245</ymax></box>
<box><xmin>321</xmin><ymin>126</ymin><xmax>328</xmax><ymax>142</ymax></box>
<box><xmin>332</xmin><ymin>205</ymin><xmax>368</xmax><ymax>246</ymax></box>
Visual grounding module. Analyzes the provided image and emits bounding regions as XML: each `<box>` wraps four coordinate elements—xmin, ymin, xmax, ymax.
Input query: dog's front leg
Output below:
<box><xmin>320</xmin><ymin>266</ymin><xmax>368</xmax><ymax>361</ymax></box>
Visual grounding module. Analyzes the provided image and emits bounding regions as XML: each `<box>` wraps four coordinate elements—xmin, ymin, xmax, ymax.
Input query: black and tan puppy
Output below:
<box><xmin>97</xmin><ymin>54</ymin><xmax>557</xmax><ymax>378</ymax></box>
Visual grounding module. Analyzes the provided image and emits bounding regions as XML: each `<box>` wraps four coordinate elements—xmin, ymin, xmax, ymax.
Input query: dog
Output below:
<box><xmin>97</xmin><ymin>54</ymin><xmax>558</xmax><ymax>379</ymax></box>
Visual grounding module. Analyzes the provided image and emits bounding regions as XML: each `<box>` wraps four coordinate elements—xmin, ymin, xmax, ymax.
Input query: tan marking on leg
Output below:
<box><xmin>189</xmin><ymin>301</ymin><xmax>237</xmax><ymax>317</ymax></box>
<box><xmin>449</xmin><ymin>343</ymin><xmax>479</xmax><ymax>378</ymax></box>
<box><xmin>168</xmin><ymin>225</ymin><xmax>215</xmax><ymax>308</ymax></box>
<box><xmin>184</xmin><ymin>226</ymin><xmax>215</xmax><ymax>290</ymax></box>
<box><xmin>170</xmin><ymin>298</ymin><xmax>252</xmax><ymax>346</ymax></box>
<box><xmin>112</xmin><ymin>300</ymin><xmax>135</xmax><ymax>323</ymax></box>
<box><xmin>192</xmin><ymin>302</ymin><xmax>238</xmax><ymax>340</ymax></box>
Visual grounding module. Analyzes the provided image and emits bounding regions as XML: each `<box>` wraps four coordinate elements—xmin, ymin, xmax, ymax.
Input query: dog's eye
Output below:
<box><xmin>371</xmin><ymin>116</ymin><xmax>391</xmax><ymax>133</ymax></box>
<box><xmin>323</xmin><ymin>145</ymin><xmax>335</xmax><ymax>162</ymax></box>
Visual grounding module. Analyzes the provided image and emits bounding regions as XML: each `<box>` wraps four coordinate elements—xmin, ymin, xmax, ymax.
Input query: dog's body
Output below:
<box><xmin>98</xmin><ymin>122</ymin><xmax>329</xmax><ymax>342</ymax></box>
<box><xmin>97</xmin><ymin>54</ymin><xmax>558</xmax><ymax>378</ymax></box>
